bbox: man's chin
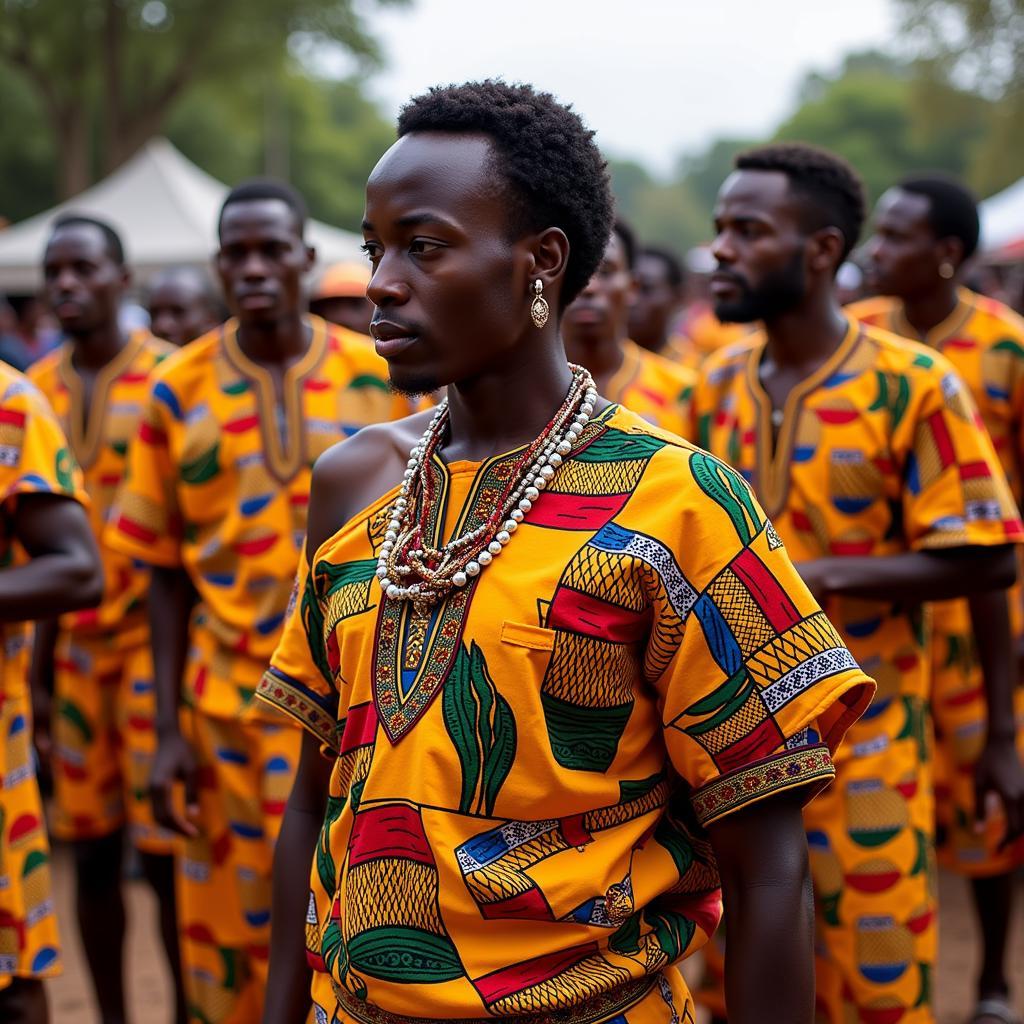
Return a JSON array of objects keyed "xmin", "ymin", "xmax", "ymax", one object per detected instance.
[
  {"xmin": 712, "ymin": 300, "xmax": 759, "ymax": 325},
  {"xmin": 388, "ymin": 372, "xmax": 441, "ymax": 399}
]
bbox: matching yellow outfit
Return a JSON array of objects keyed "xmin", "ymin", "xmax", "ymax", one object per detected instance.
[
  {"xmin": 606, "ymin": 340, "xmax": 694, "ymax": 437},
  {"xmin": 29, "ymin": 331, "xmax": 175, "ymax": 853},
  {"xmin": 259, "ymin": 403, "xmax": 873, "ymax": 1023},
  {"xmin": 850, "ymin": 289, "xmax": 1024, "ymax": 876},
  {"xmin": 0, "ymin": 363, "xmax": 89, "ymax": 989},
  {"xmin": 694, "ymin": 320, "xmax": 1024, "ymax": 1024},
  {"xmin": 108, "ymin": 316, "xmax": 407, "ymax": 1022}
]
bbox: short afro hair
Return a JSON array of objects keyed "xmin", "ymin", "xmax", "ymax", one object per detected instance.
[
  {"xmin": 397, "ymin": 80, "xmax": 613, "ymax": 308},
  {"xmin": 898, "ymin": 174, "xmax": 980, "ymax": 263},
  {"xmin": 218, "ymin": 178, "xmax": 308, "ymax": 239},
  {"xmin": 638, "ymin": 245, "xmax": 684, "ymax": 289},
  {"xmin": 613, "ymin": 218, "xmax": 637, "ymax": 271},
  {"xmin": 50, "ymin": 213, "xmax": 125, "ymax": 266},
  {"xmin": 735, "ymin": 143, "xmax": 866, "ymax": 265}
]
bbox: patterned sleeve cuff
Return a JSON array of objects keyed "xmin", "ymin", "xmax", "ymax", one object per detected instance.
[
  {"xmin": 691, "ymin": 744, "xmax": 835, "ymax": 828},
  {"xmin": 256, "ymin": 666, "xmax": 340, "ymax": 753}
]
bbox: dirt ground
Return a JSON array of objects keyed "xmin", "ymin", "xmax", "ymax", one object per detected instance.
[{"xmin": 46, "ymin": 843, "xmax": 1024, "ymax": 1023}]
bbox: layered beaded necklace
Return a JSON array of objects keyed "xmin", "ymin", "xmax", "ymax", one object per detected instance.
[{"xmin": 376, "ymin": 364, "xmax": 598, "ymax": 609}]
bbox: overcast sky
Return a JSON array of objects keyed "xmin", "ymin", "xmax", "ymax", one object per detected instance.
[{"xmin": 357, "ymin": 0, "xmax": 897, "ymax": 175}]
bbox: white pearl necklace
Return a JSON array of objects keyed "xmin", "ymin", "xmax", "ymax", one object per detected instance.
[{"xmin": 376, "ymin": 368, "xmax": 598, "ymax": 606}]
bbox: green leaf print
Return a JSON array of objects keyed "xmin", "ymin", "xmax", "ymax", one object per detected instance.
[
  {"xmin": 443, "ymin": 642, "xmax": 517, "ymax": 816},
  {"xmin": 55, "ymin": 446, "xmax": 75, "ymax": 492},
  {"xmin": 685, "ymin": 671, "xmax": 756, "ymax": 736},
  {"xmin": 180, "ymin": 442, "xmax": 220, "ymax": 484},
  {"xmin": 316, "ymin": 795, "xmax": 345, "ymax": 894},
  {"xmin": 690, "ymin": 451, "xmax": 762, "ymax": 545},
  {"xmin": 573, "ymin": 428, "xmax": 667, "ymax": 463},
  {"xmin": 609, "ymin": 913, "xmax": 643, "ymax": 955},
  {"xmin": 315, "ymin": 558, "xmax": 378, "ymax": 597},
  {"xmin": 993, "ymin": 337, "xmax": 1024, "ymax": 360},
  {"xmin": 350, "ymin": 373, "xmax": 391, "ymax": 391},
  {"xmin": 653, "ymin": 816, "xmax": 694, "ymax": 878},
  {"xmin": 301, "ymin": 572, "xmax": 332, "ymax": 685},
  {"xmin": 58, "ymin": 698, "xmax": 93, "ymax": 743},
  {"xmin": 684, "ymin": 666, "xmax": 749, "ymax": 717},
  {"xmin": 645, "ymin": 906, "xmax": 695, "ymax": 962}
]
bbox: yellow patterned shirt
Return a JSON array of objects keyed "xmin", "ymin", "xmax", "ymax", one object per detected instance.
[
  {"xmin": 693, "ymin": 319, "xmax": 1024, "ymax": 717},
  {"xmin": 107, "ymin": 315, "xmax": 408, "ymax": 719},
  {"xmin": 29, "ymin": 331, "xmax": 171, "ymax": 645},
  {"xmin": 0, "ymin": 362, "xmax": 88, "ymax": 701},
  {"xmin": 607, "ymin": 339, "xmax": 695, "ymax": 438},
  {"xmin": 258, "ymin": 404, "xmax": 873, "ymax": 1021}
]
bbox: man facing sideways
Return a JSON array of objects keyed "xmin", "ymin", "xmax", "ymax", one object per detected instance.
[
  {"xmin": 563, "ymin": 220, "xmax": 695, "ymax": 436},
  {"xmin": 147, "ymin": 266, "xmax": 223, "ymax": 348},
  {"xmin": 107, "ymin": 179, "xmax": 407, "ymax": 1023},
  {"xmin": 694, "ymin": 144, "xmax": 1023, "ymax": 1024},
  {"xmin": 628, "ymin": 245, "xmax": 687, "ymax": 358},
  {"xmin": 852, "ymin": 174, "xmax": 1024, "ymax": 1024},
  {"xmin": 258, "ymin": 81, "xmax": 874, "ymax": 1024},
  {"xmin": 0, "ymin": 361, "xmax": 103, "ymax": 1024},
  {"xmin": 30, "ymin": 213, "xmax": 185, "ymax": 1024}
]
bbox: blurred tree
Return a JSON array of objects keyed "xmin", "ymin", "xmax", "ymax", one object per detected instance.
[
  {"xmin": 775, "ymin": 50, "xmax": 993, "ymax": 203},
  {"xmin": 166, "ymin": 66, "xmax": 394, "ymax": 233},
  {"xmin": 0, "ymin": 0, "xmax": 406, "ymax": 199},
  {"xmin": 675, "ymin": 138, "xmax": 757, "ymax": 217},
  {"xmin": 0, "ymin": 62, "xmax": 57, "ymax": 224}
]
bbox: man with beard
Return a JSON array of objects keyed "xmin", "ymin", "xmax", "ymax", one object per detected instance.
[
  {"xmin": 108, "ymin": 180, "xmax": 406, "ymax": 1022},
  {"xmin": 563, "ymin": 221, "xmax": 694, "ymax": 436},
  {"xmin": 851, "ymin": 176, "xmax": 1024, "ymax": 1024},
  {"xmin": 257, "ymin": 82, "xmax": 874, "ymax": 1024},
  {"xmin": 693, "ymin": 144, "xmax": 1023, "ymax": 1024},
  {"xmin": 146, "ymin": 266, "xmax": 223, "ymax": 347},
  {"xmin": 628, "ymin": 245, "xmax": 687, "ymax": 357},
  {"xmin": 30, "ymin": 214, "xmax": 185, "ymax": 1024}
]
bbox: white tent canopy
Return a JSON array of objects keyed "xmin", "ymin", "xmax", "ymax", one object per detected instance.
[
  {"xmin": 0, "ymin": 138, "xmax": 364, "ymax": 292},
  {"xmin": 980, "ymin": 176, "xmax": 1024, "ymax": 258}
]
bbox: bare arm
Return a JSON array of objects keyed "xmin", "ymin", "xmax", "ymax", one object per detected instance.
[
  {"xmin": 0, "ymin": 493, "xmax": 103, "ymax": 620},
  {"xmin": 263, "ymin": 730, "xmax": 333, "ymax": 1024},
  {"xmin": 968, "ymin": 588, "xmax": 1024, "ymax": 844},
  {"xmin": 148, "ymin": 563, "xmax": 199, "ymax": 836},
  {"xmin": 798, "ymin": 545, "xmax": 1016, "ymax": 604},
  {"xmin": 709, "ymin": 788, "xmax": 815, "ymax": 1024}
]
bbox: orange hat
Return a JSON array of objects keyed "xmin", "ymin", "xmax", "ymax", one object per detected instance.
[{"xmin": 312, "ymin": 261, "xmax": 371, "ymax": 300}]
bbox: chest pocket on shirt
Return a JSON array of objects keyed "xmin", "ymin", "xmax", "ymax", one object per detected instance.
[{"xmin": 500, "ymin": 621, "xmax": 556, "ymax": 651}]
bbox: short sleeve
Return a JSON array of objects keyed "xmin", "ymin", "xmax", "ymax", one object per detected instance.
[
  {"xmin": 902, "ymin": 364, "xmax": 1024, "ymax": 551},
  {"xmin": 106, "ymin": 378, "xmax": 184, "ymax": 567},
  {"xmin": 0, "ymin": 375, "xmax": 87, "ymax": 510},
  {"xmin": 655, "ymin": 451, "xmax": 874, "ymax": 828},
  {"xmin": 257, "ymin": 543, "xmax": 341, "ymax": 753}
]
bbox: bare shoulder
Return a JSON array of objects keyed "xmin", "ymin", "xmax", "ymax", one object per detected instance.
[{"xmin": 306, "ymin": 410, "xmax": 433, "ymax": 555}]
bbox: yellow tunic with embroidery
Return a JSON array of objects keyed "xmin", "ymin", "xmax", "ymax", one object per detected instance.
[
  {"xmin": 259, "ymin": 404, "xmax": 873, "ymax": 1023},
  {"xmin": 694, "ymin": 320, "xmax": 1024, "ymax": 1024},
  {"xmin": 107, "ymin": 316, "xmax": 409, "ymax": 720},
  {"xmin": 850, "ymin": 289, "xmax": 1024, "ymax": 875},
  {"xmin": 606, "ymin": 340, "xmax": 694, "ymax": 438},
  {"xmin": 0, "ymin": 362, "xmax": 88, "ymax": 986},
  {"xmin": 29, "ymin": 333, "xmax": 174, "ymax": 850}
]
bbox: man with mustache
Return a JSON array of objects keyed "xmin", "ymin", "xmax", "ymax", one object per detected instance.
[
  {"xmin": 30, "ymin": 213, "xmax": 184, "ymax": 1024},
  {"xmin": 563, "ymin": 220, "xmax": 694, "ymax": 436},
  {"xmin": 851, "ymin": 176, "xmax": 1024, "ymax": 1024},
  {"xmin": 693, "ymin": 144, "xmax": 1023, "ymax": 1024},
  {"xmin": 257, "ymin": 81, "xmax": 874, "ymax": 1024},
  {"xmin": 107, "ymin": 180, "xmax": 405, "ymax": 1022}
]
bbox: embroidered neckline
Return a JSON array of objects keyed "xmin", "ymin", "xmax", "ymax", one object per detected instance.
[
  {"xmin": 221, "ymin": 315, "xmax": 328, "ymax": 483},
  {"xmin": 59, "ymin": 331, "xmax": 146, "ymax": 470}
]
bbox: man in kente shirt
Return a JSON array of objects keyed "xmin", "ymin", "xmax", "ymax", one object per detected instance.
[
  {"xmin": 0, "ymin": 360, "xmax": 102, "ymax": 1023},
  {"xmin": 694, "ymin": 144, "xmax": 1022, "ymax": 1024},
  {"xmin": 258, "ymin": 80, "xmax": 874, "ymax": 1024},
  {"xmin": 30, "ymin": 213, "xmax": 184, "ymax": 1023},
  {"xmin": 108, "ymin": 179, "xmax": 407, "ymax": 1022},
  {"xmin": 851, "ymin": 174, "xmax": 1024, "ymax": 1024},
  {"xmin": 563, "ymin": 219, "xmax": 695, "ymax": 437}
]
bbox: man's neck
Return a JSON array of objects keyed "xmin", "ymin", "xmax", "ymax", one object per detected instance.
[
  {"xmin": 70, "ymin": 322, "xmax": 127, "ymax": 372},
  {"xmin": 442, "ymin": 332, "xmax": 581, "ymax": 464},
  {"xmin": 897, "ymin": 282, "xmax": 960, "ymax": 340},
  {"xmin": 236, "ymin": 313, "xmax": 309, "ymax": 365},
  {"xmin": 762, "ymin": 293, "xmax": 849, "ymax": 375}
]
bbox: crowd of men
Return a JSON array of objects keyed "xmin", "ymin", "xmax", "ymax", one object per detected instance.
[{"xmin": 0, "ymin": 79, "xmax": 1022, "ymax": 1024}]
